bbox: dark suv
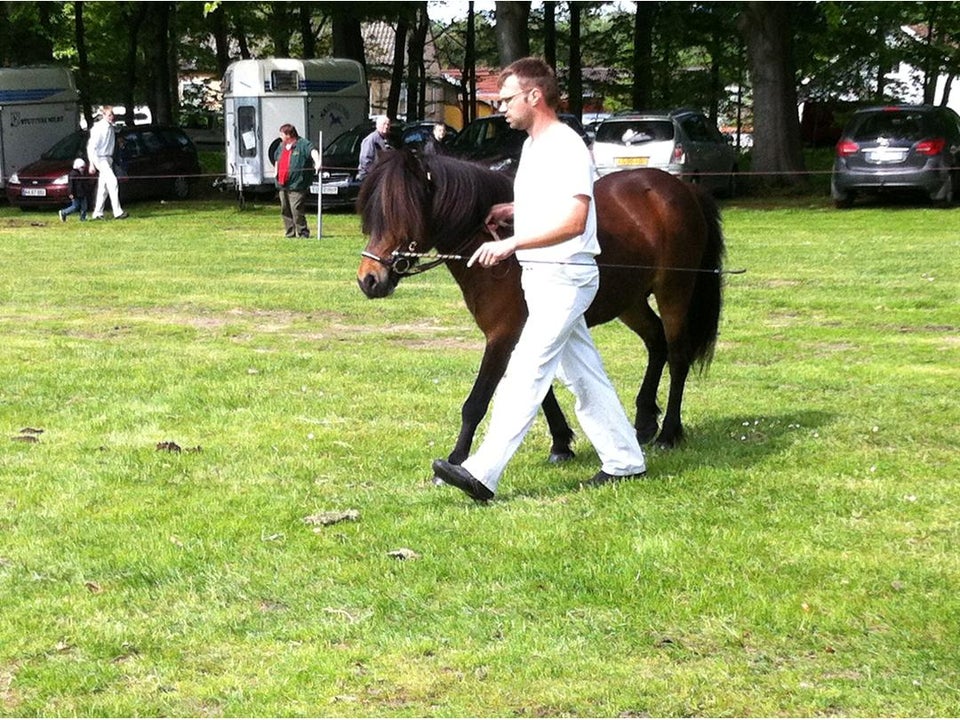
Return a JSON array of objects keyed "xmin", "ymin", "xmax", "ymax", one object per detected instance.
[
  {"xmin": 831, "ymin": 104, "xmax": 960, "ymax": 208},
  {"xmin": 447, "ymin": 113, "xmax": 590, "ymax": 173},
  {"xmin": 6, "ymin": 126, "xmax": 201, "ymax": 210}
]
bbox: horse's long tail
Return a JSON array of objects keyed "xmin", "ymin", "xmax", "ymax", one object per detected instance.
[{"xmin": 686, "ymin": 187, "xmax": 725, "ymax": 370}]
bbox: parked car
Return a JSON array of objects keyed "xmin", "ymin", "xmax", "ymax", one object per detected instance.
[
  {"xmin": 400, "ymin": 121, "xmax": 459, "ymax": 150},
  {"xmin": 313, "ymin": 120, "xmax": 406, "ymax": 208},
  {"xmin": 7, "ymin": 125, "xmax": 201, "ymax": 210},
  {"xmin": 446, "ymin": 113, "xmax": 590, "ymax": 174},
  {"xmin": 591, "ymin": 108, "xmax": 739, "ymax": 196},
  {"xmin": 831, "ymin": 104, "xmax": 960, "ymax": 208}
]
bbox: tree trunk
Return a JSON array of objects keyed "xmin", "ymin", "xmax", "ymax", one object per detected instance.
[
  {"xmin": 210, "ymin": 5, "xmax": 231, "ymax": 76},
  {"xmin": 141, "ymin": 3, "xmax": 173, "ymax": 126},
  {"xmin": 275, "ymin": 4, "xmax": 293, "ymax": 56},
  {"xmin": 738, "ymin": 1, "xmax": 806, "ymax": 187},
  {"xmin": 233, "ymin": 14, "xmax": 251, "ymax": 60},
  {"xmin": 300, "ymin": 3, "xmax": 316, "ymax": 59},
  {"xmin": 632, "ymin": 2, "xmax": 655, "ymax": 110},
  {"xmin": 121, "ymin": 4, "xmax": 149, "ymax": 126},
  {"xmin": 389, "ymin": 13, "xmax": 409, "ymax": 119},
  {"xmin": 463, "ymin": 2, "xmax": 477, "ymax": 125},
  {"xmin": 495, "ymin": 1, "xmax": 530, "ymax": 66},
  {"xmin": 543, "ymin": 1, "xmax": 556, "ymax": 70},
  {"xmin": 568, "ymin": 3, "xmax": 582, "ymax": 118},
  {"xmin": 75, "ymin": 1, "xmax": 94, "ymax": 127},
  {"xmin": 407, "ymin": 4, "xmax": 429, "ymax": 120},
  {"xmin": 922, "ymin": 5, "xmax": 939, "ymax": 105},
  {"xmin": 332, "ymin": 14, "xmax": 366, "ymax": 66}
]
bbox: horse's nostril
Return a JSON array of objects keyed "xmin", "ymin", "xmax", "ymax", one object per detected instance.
[{"xmin": 358, "ymin": 273, "xmax": 385, "ymax": 298}]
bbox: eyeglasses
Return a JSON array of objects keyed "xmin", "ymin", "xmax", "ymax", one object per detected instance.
[{"xmin": 498, "ymin": 89, "xmax": 531, "ymax": 110}]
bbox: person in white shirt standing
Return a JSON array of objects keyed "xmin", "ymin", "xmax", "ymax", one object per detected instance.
[
  {"xmin": 86, "ymin": 106, "xmax": 128, "ymax": 220},
  {"xmin": 432, "ymin": 57, "xmax": 647, "ymax": 502}
]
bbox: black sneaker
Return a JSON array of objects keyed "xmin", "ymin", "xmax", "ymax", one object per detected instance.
[
  {"xmin": 583, "ymin": 469, "xmax": 646, "ymax": 487},
  {"xmin": 432, "ymin": 459, "xmax": 495, "ymax": 502}
]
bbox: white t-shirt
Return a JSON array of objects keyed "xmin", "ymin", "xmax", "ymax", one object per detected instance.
[
  {"xmin": 513, "ymin": 120, "xmax": 599, "ymax": 263},
  {"xmin": 87, "ymin": 118, "xmax": 116, "ymax": 160}
]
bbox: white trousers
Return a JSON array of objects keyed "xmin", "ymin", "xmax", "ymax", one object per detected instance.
[
  {"xmin": 92, "ymin": 157, "xmax": 124, "ymax": 218},
  {"xmin": 462, "ymin": 262, "xmax": 646, "ymax": 492}
]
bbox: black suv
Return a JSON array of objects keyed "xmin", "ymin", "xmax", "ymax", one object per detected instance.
[
  {"xmin": 314, "ymin": 120, "xmax": 406, "ymax": 208},
  {"xmin": 447, "ymin": 113, "xmax": 590, "ymax": 173},
  {"xmin": 831, "ymin": 104, "xmax": 960, "ymax": 208}
]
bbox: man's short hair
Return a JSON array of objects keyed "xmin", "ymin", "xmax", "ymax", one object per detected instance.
[{"xmin": 499, "ymin": 57, "xmax": 560, "ymax": 109}]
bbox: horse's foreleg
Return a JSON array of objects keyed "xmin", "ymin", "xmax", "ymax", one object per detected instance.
[
  {"xmin": 448, "ymin": 351, "xmax": 507, "ymax": 465},
  {"xmin": 540, "ymin": 385, "xmax": 575, "ymax": 462}
]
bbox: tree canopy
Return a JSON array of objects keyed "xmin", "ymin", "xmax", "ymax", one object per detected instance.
[{"xmin": 2, "ymin": 1, "xmax": 959, "ymax": 186}]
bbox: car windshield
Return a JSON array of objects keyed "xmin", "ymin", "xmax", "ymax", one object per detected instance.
[
  {"xmin": 325, "ymin": 128, "xmax": 364, "ymax": 156},
  {"xmin": 451, "ymin": 118, "xmax": 504, "ymax": 152},
  {"xmin": 851, "ymin": 111, "xmax": 932, "ymax": 142},
  {"xmin": 595, "ymin": 120, "xmax": 674, "ymax": 144},
  {"xmin": 40, "ymin": 131, "xmax": 87, "ymax": 161}
]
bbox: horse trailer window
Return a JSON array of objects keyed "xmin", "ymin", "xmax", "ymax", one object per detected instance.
[
  {"xmin": 237, "ymin": 106, "xmax": 257, "ymax": 157},
  {"xmin": 271, "ymin": 70, "xmax": 300, "ymax": 92}
]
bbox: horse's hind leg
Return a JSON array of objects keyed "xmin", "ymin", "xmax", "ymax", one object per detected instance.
[
  {"xmin": 540, "ymin": 385, "xmax": 575, "ymax": 462},
  {"xmin": 656, "ymin": 303, "xmax": 695, "ymax": 448},
  {"xmin": 618, "ymin": 300, "xmax": 667, "ymax": 444},
  {"xmin": 657, "ymin": 357, "xmax": 689, "ymax": 447}
]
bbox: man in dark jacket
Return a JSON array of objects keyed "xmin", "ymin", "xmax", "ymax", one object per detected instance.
[{"xmin": 271, "ymin": 124, "xmax": 320, "ymax": 238}]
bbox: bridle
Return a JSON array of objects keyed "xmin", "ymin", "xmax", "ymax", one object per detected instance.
[
  {"xmin": 360, "ymin": 224, "xmax": 491, "ymax": 278},
  {"xmin": 360, "ymin": 241, "xmax": 447, "ymax": 278}
]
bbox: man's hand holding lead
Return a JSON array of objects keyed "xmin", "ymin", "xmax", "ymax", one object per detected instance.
[{"xmin": 467, "ymin": 238, "xmax": 518, "ymax": 268}]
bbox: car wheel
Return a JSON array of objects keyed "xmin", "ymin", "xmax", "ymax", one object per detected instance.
[
  {"xmin": 833, "ymin": 191, "xmax": 855, "ymax": 209},
  {"xmin": 722, "ymin": 166, "xmax": 739, "ymax": 198},
  {"xmin": 933, "ymin": 172, "xmax": 955, "ymax": 207},
  {"xmin": 171, "ymin": 176, "xmax": 190, "ymax": 199}
]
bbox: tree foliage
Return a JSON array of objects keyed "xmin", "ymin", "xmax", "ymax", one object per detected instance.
[{"xmin": 2, "ymin": 1, "xmax": 960, "ymax": 175}]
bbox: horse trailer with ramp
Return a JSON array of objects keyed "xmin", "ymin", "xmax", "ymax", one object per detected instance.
[
  {"xmin": 222, "ymin": 58, "xmax": 368, "ymax": 194},
  {"xmin": 0, "ymin": 65, "xmax": 80, "ymax": 190}
]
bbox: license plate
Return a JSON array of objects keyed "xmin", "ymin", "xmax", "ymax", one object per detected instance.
[
  {"xmin": 866, "ymin": 148, "xmax": 907, "ymax": 163},
  {"xmin": 320, "ymin": 184, "xmax": 339, "ymax": 195},
  {"xmin": 22, "ymin": 188, "xmax": 46, "ymax": 197},
  {"xmin": 615, "ymin": 157, "xmax": 649, "ymax": 167}
]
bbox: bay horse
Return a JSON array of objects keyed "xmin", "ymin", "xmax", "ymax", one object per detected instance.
[{"xmin": 356, "ymin": 148, "xmax": 725, "ymax": 467}]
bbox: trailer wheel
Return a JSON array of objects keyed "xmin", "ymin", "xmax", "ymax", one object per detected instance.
[
  {"xmin": 171, "ymin": 176, "xmax": 190, "ymax": 199},
  {"xmin": 268, "ymin": 138, "xmax": 282, "ymax": 165}
]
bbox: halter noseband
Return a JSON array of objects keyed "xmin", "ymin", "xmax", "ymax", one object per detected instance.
[{"xmin": 360, "ymin": 242, "xmax": 446, "ymax": 277}]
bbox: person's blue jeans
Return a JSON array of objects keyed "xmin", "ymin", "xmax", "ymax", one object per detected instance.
[{"xmin": 61, "ymin": 197, "xmax": 88, "ymax": 220}]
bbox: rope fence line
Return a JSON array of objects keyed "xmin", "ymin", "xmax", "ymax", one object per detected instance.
[{"xmin": 96, "ymin": 166, "xmax": 863, "ymax": 183}]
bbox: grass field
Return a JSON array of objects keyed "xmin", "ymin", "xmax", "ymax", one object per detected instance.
[{"xmin": 0, "ymin": 192, "xmax": 958, "ymax": 716}]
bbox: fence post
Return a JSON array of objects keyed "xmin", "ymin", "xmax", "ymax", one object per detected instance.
[{"xmin": 316, "ymin": 130, "xmax": 323, "ymax": 239}]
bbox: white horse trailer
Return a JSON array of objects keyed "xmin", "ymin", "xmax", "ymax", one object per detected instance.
[
  {"xmin": 223, "ymin": 58, "xmax": 368, "ymax": 193},
  {"xmin": 0, "ymin": 65, "xmax": 80, "ymax": 189}
]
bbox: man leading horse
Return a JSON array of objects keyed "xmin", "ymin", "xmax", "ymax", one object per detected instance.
[{"xmin": 431, "ymin": 57, "xmax": 648, "ymax": 503}]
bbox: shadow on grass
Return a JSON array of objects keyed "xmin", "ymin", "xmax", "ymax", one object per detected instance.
[{"xmin": 482, "ymin": 408, "xmax": 837, "ymax": 503}]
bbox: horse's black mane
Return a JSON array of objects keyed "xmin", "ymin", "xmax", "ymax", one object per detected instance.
[{"xmin": 357, "ymin": 148, "xmax": 514, "ymax": 253}]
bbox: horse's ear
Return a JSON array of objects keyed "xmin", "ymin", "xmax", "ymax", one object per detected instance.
[{"xmin": 407, "ymin": 146, "xmax": 434, "ymax": 188}]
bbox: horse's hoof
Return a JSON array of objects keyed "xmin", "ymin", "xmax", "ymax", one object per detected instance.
[
  {"xmin": 636, "ymin": 423, "xmax": 659, "ymax": 445},
  {"xmin": 548, "ymin": 450, "xmax": 576, "ymax": 464},
  {"xmin": 654, "ymin": 431, "xmax": 684, "ymax": 448}
]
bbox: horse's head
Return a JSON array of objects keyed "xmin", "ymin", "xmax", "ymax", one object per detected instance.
[
  {"xmin": 356, "ymin": 148, "xmax": 435, "ymax": 298},
  {"xmin": 356, "ymin": 149, "xmax": 514, "ymax": 299}
]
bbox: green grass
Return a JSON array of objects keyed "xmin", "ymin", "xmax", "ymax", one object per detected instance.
[{"xmin": 0, "ymin": 194, "xmax": 958, "ymax": 716}]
